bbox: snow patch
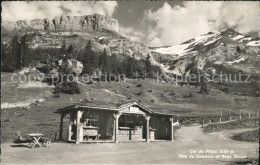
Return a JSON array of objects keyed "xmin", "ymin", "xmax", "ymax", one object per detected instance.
[
  {"xmin": 152, "ymin": 32, "xmax": 218, "ymax": 56},
  {"xmin": 246, "ymin": 40, "xmax": 260, "ymax": 46},
  {"xmin": 192, "ymin": 33, "xmax": 216, "ymax": 45},
  {"xmin": 239, "ymin": 37, "xmax": 252, "ymax": 42},
  {"xmin": 214, "ymin": 61, "xmax": 222, "ymax": 65},
  {"xmin": 204, "ymin": 37, "xmax": 220, "ymax": 46},
  {"xmin": 151, "ymin": 44, "xmax": 192, "ymax": 56},
  {"xmin": 227, "ymin": 58, "xmax": 246, "ymax": 64},
  {"xmin": 231, "ymin": 35, "xmax": 244, "ymax": 40},
  {"xmin": 120, "ymin": 33, "xmax": 129, "ymax": 39}
]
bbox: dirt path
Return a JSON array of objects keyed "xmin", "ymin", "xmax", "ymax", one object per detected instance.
[{"xmin": 1, "ymin": 126, "xmax": 258, "ymax": 164}]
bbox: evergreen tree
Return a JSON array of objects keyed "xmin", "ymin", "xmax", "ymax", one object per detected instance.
[
  {"xmin": 110, "ymin": 54, "xmax": 123, "ymax": 75},
  {"xmin": 81, "ymin": 40, "xmax": 96, "ymax": 75},
  {"xmin": 145, "ymin": 53, "xmax": 152, "ymax": 73},
  {"xmin": 67, "ymin": 44, "xmax": 74, "ymax": 58},
  {"xmin": 126, "ymin": 56, "xmax": 136, "ymax": 78},
  {"xmin": 20, "ymin": 34, "xmax": 29, "ymax": 67},
  {"xmin": 99, "ymin": 48, "xmax": 109, "ymax": 72},
  {"xmin": 2, "ymin": 41, "xmax": 16, "ymax": 72},
  {"xmin": 60, "ymin": 40, "xmax": 67, "ymax": 54},
  {"xmin": 11, "ymin": 35, "xmax": 22, "ymax": 69},
  {"xmin": 199, "ymin": 71, "xmax": 209, "ymax": 94}
]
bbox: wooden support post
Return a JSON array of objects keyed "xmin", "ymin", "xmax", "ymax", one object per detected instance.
[
  {"xmin": 113, "ymin": 113, "xmax": 121, "ymax": 143},
  {"xmin": 59, "ymin": 113, "xmax": 64, "ymax": 141},
  {"xmin": 68, "ymin": 112, "xmax": 72, "ymax": 141},
  {"xmin": 75, "ymin": 110, "xmax": 82, "ymax": 144},
  {"xmin": 219, "ymin": 118, "xmax": 222, "ymax": 123},
  {"xmin": 145, "ymin": 115, "xmax": 151, "ymax": 142},
  {"xmin": 170, "ymin": 117, "xmax": 174, "ymax": 141},
  {"xmin": 239, "ymin": 114, "xmax": 242, "ymax": 120},
  {"xmin": 230, "ymin": 116, "xmax": 232, "ymax": 121},
  {"xmin": 248, "ymin": 113, "xmax": 251, "ymax": 118},
  {"xmin": 115, "ymin": 114, "xmax": 119, "ymax": 143}
]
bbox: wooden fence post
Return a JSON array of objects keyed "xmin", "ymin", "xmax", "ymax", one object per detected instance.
[
  {"xmin": 248, "ymin": 113, "xmax": 251, "ymax": 118},
  {"xmin": 220, "ymin": 118, "xmax": 222, "ymax": 123},
  {"xmin": 239, "ymin": 114, "xmax": 242, "ymax": 120}
]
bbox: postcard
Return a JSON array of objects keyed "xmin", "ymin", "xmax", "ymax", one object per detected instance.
[{"xmin": 1, "ymin": 1, "xmax": 259, "ymax": 164}]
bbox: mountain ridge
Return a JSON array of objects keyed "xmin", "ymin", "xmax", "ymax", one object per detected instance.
[
  {"xmin": 150, "ymin": 28, "xmax": 260, "ymax": 76},
  {"xmin": 2, "ymin": 15, "xmax": 260, "ymax": 79},
  {"xmin": 2, "ymin": 14, "xmax": 118, "ymax": 33}
]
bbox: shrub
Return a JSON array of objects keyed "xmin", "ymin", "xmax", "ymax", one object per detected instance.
[
  {"xmin": 220, "ymin": 87, "xmax": 230, "ymax": 93},
  {"xmin": 54, "ymin": 81, "xmax": 80, "ymax": 95},
  {"xmin": 65, "ymin": 82, "xmax": 81, "ymax": 95},
  {"xmin": 183, "ymin": 92, "xmax": 193, "ymax": 98},
  {"xmin": 53, "ymin": 83, "xmax": 61, "ymax": 94}
]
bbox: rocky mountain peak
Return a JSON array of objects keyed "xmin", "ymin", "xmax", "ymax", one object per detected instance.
[
  {"xmin": 220, "ymin": 28, "xmax": 241, "ymax": 38},
  {"xmin": 2, "ymin": 14, "xmax": 119, "ymax": 33},
  {"xmin": 150, "ymin": 28, "xmax": 260, "ymax": 76}
]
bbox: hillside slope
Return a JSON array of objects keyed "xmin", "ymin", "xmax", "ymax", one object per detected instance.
[
  {"xmin": 2, "ymin": 14, "xmax": 150, "ymax": 61},
  {"xmin": 2, "ymin": 73, "xmax": 259, "ymax": 141}
]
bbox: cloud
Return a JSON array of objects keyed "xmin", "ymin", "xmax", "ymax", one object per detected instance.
[
  {"xmin": 2, "ymin": 1, "xmax": 259, "ymax": 47},
  {"xmin": 119, "ymin": 26, "xmax": 145, "ymax": 42},
  {"xmin": 2, "ymin": 1, "xmax": 118, "ymax": 21},
  {"xmin": 216, "ymin": 2, "xmax": 260, "ymax": 34},
  {"xmin": 144, "ymin": 2, "xmax": 221, "ymax": 46},
  {"xmin": 143, "ymin": 1, "xmax": 259, "ymax": 46}
]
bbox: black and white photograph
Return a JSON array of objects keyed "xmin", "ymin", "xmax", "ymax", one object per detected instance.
[{"xmin": 1, "ymin": 1, "xmax": 259, "ymax": 164}]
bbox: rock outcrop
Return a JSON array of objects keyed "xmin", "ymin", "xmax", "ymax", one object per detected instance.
[
  {"xmin": 1, "ymin": 14, "xmax": 150, "ymax": 62},
  {"xmin": 2, "ymin": 14, "xmax": 118, "ymax": 32}
]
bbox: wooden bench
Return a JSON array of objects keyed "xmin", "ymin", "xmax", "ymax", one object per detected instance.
[
  {"xmin": 83, "ymin": 127, "xmax": 100, "ymax": 141},
  {"xmin": 83, "ymin": 134, "xmax": 100, "ymax": 140}
]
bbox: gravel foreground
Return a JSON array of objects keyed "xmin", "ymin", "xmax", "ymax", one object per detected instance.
[{"xmin": 1, "ymin": 126, "xmax": 258, "ymax": 164}]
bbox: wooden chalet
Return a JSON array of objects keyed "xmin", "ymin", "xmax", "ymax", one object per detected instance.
[{"xmin": 56, "ymin": 100, "xmax": 178, "ymax": 144}]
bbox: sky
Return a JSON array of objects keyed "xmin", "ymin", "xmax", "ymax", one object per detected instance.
[{"xmin": 2, "ymin": 1, "xmax": 259, "ymax": 46}]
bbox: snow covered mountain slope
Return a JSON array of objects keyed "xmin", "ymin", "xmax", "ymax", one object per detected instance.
[{"xmin": 150, "ymin": 28, "xmax": 260, "ymax": 76}]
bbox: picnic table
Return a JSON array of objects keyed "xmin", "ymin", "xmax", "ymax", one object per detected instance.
[{"xmin": 28, "ymin": 133, "xmax": 43, "ymax": 149}]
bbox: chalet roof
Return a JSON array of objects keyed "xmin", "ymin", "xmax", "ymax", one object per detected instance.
[
  {"xmin": 56, "ymin": 100, "xmax": 178, "ymax": 117},
  {"xmin": 147, "ymin": 107, "xmax": 179, "ymax": 116}
]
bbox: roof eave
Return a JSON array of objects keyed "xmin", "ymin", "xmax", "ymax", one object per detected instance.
[{"xmin": 55, "ymin": 105, "xmax": 120, "ymax": 114}]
